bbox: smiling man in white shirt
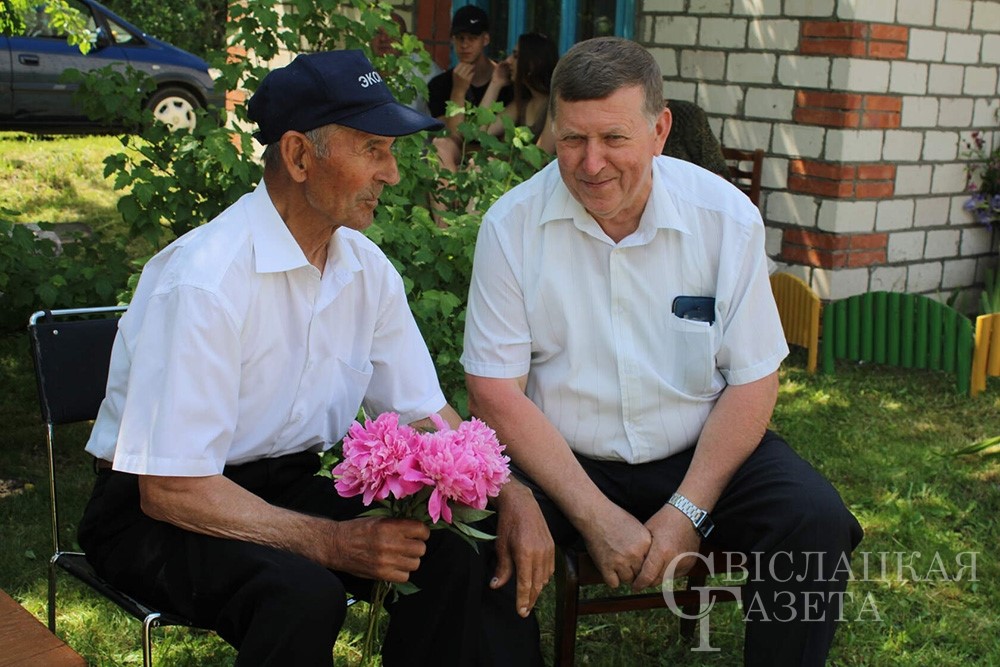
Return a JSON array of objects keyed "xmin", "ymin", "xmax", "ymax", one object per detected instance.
[
  {"xmin": 463, "ymin": 37, "xmax": 864, "ymax": 666},
  {"xmin": 78, "ymin": 50, "xmax": 485, "ymax": 666}
]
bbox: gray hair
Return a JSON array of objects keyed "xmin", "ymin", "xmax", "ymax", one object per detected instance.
[
  {"xmin": 549, "ymin": 37, "xmax": 663, "ymax": 123},
  {"xmin": 261, "ymin": 126, "xmax": 334, "ymax": 170}
]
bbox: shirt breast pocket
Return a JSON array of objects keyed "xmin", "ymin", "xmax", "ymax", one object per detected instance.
[
  {"xmin": 663, "ymin": 315, "xmax": 719, "ymax": 396},
  {"xmin": 329, "ymin": 357, "xmax": 374, "ymax": 425}
]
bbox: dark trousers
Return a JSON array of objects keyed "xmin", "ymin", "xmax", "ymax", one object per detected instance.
[
  {"xmin": 516, "ymin": 431, "xmax": 863, "ymax": 667},
  {"xmin": 77, "ymin": 451, "xmax": 484, "ymax": 666}
]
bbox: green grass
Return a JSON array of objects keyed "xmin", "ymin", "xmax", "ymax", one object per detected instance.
[
  {"xmin": 3, "ymin": 337, "xmax": 999, "ymax": 665},
  {"xmin": 0, "ymin": 132, "xmax": 123, "ymax": 231}
]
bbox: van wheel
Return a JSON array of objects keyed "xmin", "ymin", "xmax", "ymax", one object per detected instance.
[{"xmin": 146, "ymin": 87, "xmax": 200, "ymax": 131}]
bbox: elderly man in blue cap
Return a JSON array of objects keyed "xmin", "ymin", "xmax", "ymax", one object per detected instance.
[{"xmin": 76, "ymin": 50, "xmax": 494, "ymax": 666}]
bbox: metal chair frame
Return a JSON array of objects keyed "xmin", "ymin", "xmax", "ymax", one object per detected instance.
[{"xmin": 29, "ymin": 306, "xmax": 204, "ymax": 667}]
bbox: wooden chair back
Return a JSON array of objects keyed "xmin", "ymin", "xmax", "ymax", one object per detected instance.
[{"xmin": 721, "ymin": 146, "xmax": 764, "ymax": 208}]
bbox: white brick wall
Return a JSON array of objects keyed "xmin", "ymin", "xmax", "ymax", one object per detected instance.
[
  {"xmin": 930, "ymin": 162, "xmax": 967, "ymax": 194},
  {"xmin": 734, "ymin": 0, "xmax": 783, "ymax": 17},
  {"xmin": 655, "ymin": 16, "xmax": 699, "ymax": 45},
  {"xmin": 830, "ymin": 59, "xmax": 890, "ymax": 93},
  {"xmin": 680, "ymin": 50, "xmax": 726, "ymax": 79},
  {"xmin": 877, "ymin": 199, "xmax": 917, "ymax": 231},
  {"xmin": 722, "ymin": 119, "xmax": 773, "ymax": 152},
  {"xmin": 895, "ymin": 165, "xmax": 933, "ymax": 196},
  {"xmin": 650, "ymin": 47, "xmax": 680, "ymax": 77},
  {"xmin": 764, "ymin": 225, "xmax": 783, "ymax": 257},
  {"xmin": 901, "ymin": 96, "xmax": 940, "ymax": 127},
  {"xmin": 777, "ymin": 55, "xmax": 831, "ymax": 88},
  {"xmin": 815, "ymin": 267, "xmax": 870, "ymax": 300},
  {"xmin": 728, "ymin": 53, "xmax": 778, "ymax": 83},
  {"xmin": 942, "ymin": 258, "xmax": 978, "ymax": 289},
  {"xmin": 871, "ymin": 266, "xmax": 909, "ymax": 291},
  {"xmin": 691, "ymin": 0, "xmax": 733, "ymax": 13},
  {"xmin": 964, "ymin": 67, "xmax": 998, "ymax": 96},
  {"xmin": 937, "ymin": 98, "xmax": 975, "ymax": 128},
  {"xmin": 907, "ymin": 262, "xmax": 944, "ymax": 292},
  {"xmin": 700, "ymin": 18, "xmax": 748, "ymax": 48},
  {"xmin": 897, "ymin": 0, "xmax": 936, "ymax": 26},
  {"xmin": 644, "ymin": 0, "xmax": 685, "ymax": 10},
  {"xmin": 971, "ymin": 0, "xmax": 1000, "ymax": 31},
  {"xmin": 772, "ymin": 123, "xmax": 825, "ymax": 157},
  {"xmin": 697, "ymin": 83, "xmax": 743, "ymax": 115},
  {"xmin": 944, "ymin": 32, "xmax": 982, "ymax": 64},
  {"xmin": 935, "ymin": 0, "xmax": 973, "ymax": 30},
  {"xmin": 927, "ymin": 64, "xmax": 965, "ymax": 96},
  {"xmin": 766, "ymin": 192, "xmax": 818, "ymax": 225},
  {"xmin": 817, "ymin": 200, "xmax": 877, "ymax": 233},
  {"xmin": 925, "ymin": 229, "xmax": 962, "ymax": 258},
  {"xmin": 784, "ymin": 0, "xmax": 835, "ymax": 17},
  {"xmin": 762, "ymin": 155, "xmax": 790, "ymax": 189},
  {"xmin": 884, "ymin": 131, "xmax": 925, "ymax": 162},
  {"xmin": 837, "ymin": 0, "xmax": 896, "ymax": 23},
  {"xmin": 889, "ymin": 62, "xmax": 929, "ymax": 95},
  {"xmin": 908, "ymin": 29, "xmax": 947, "ymax": 62},
  {"xmin": 826, "ymin": 129, "xmax": 884, "ymax": 161},
  {"xmin": 983, "ymin": 34, "xmax": 1000, "ymax": 65},
  {"xmin": 972, "ymin": 99, "xmax": 1000, "ymax": 126},
  {"xmin": 961, "ymin": 225, "xmax": 995, "ymax": 255},
  {"xmin": 746, "ymin": 88, "xmax": 796, "ymax": 119},
  {"xmin": 888, "ymin": 231, "xmax": 926, "ymax": 261},
  {"xmin": 914, "ymin": 197, "xmax": 952, "ymax": 227},
  {"xmin": 748, "ymin": 20, "xmax": 800, "ymax": 51}
]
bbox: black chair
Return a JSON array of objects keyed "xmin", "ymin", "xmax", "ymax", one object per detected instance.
[{"xmin": 28, "ymin": 306, "xmax": 207, "ymax": 667}]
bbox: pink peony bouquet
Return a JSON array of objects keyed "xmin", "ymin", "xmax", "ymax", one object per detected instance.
[{"xmin": 331, "ymin": 411, "xmax": 510, "ymax": 665}]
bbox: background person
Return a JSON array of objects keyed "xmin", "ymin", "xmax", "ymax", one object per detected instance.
[
  {"xmin": 427, "ymin": 5, "xmax": 512, "ymax": 136},
  {"xmin": 463, "ymin": 37, "xmax": 863, "ymax": 666},
  {"xmin": 77, "ymin": 50, "xmax": 484, "ymax": 666}
]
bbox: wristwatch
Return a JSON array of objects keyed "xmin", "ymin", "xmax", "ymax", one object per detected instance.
[{"xmin": 667, "ymin": 492, "xmax": 715, "ymax": 539}]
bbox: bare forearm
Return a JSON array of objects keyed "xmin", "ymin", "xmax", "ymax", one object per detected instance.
[
  {"xmin": 675, "ymin": 371, "xmax": 779, "ymax": 510},
  {"xmin": 466, "ymin": 376, "xmax": 608, "ymax": 529},
  {"xmin": 139, "ymin": 474, "xmax": 333, "ymax": 563}
]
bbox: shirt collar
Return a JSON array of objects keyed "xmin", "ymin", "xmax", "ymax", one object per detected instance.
[
  {"xmin": 538, "ymin": 157, "xmax": 694, "ymax": 244},
  {"xmin": 247, "ymin": 180, "xmax": 363, "ymax": 277}
]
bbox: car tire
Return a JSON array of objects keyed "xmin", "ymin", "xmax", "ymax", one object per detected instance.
[{"xmin": 145, "ymin": 86, "xmax": 201, "ymax": 131}]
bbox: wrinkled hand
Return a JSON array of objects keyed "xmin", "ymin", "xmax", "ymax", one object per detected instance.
[
  {"xmin": 452, "ymin": 62, "xmax": 476, "ymax": 96},
  {"xmin": 581, "ymin": 504, "xmax": 652, "ymax": 588},
  {"xmin": 326, "ymin": 517, "xmax": 430, "ymax": 583},
  {"xmin": 631, "ymin": 506, "xmax": 702, "ymax": 591},
  {"xmin": 491, "ymin": 483, "xmax": 555, "ymax": 617}
]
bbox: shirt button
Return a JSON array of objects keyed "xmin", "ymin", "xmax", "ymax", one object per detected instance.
[{"xmin": 291, "ymin": 412, "xmax": 303, "ymax": 423}]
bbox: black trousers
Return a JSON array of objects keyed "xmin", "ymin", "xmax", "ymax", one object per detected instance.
[
  {"xmin": 514, "ymin": 431, "xmax": 864, "ymax": 667},
  {"xmin": 77, "ymin": 451, "xmax": 484, "ymax": 666}
]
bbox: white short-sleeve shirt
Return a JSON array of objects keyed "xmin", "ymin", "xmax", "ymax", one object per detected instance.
[
  {"xmin": 86, "ymin": 181, "xmax": 445, "ymax": 476},
  {"xmin": 461, "ymin": 156, "xmax": 788, "ymax": 464}
]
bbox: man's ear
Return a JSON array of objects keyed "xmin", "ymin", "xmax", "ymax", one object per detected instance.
[
  {"xmin": 278, "ymin": 131, "xmax": 311, "ymax": 183},
  {"xmin": 653, "ymin": 107, "xmax": 672, "ymax": 155},
  {"xmin": 483, "ymin": 32, "xmax": 491, "ymax": 49}
]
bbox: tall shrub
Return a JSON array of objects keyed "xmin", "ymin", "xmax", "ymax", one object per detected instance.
[{"xmin": 76, "ymin": 1, "xmax": 551, "ymax": 410}]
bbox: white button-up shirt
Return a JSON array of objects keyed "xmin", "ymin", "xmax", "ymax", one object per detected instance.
[
  {"xmin": 86, "ymin": 181, "xmax": 445, "ymax": 476},
  {"xmin": 462, "ymin": 156, "xmax": 787, "ymax": 464}
]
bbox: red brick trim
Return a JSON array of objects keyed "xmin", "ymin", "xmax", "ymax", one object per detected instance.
[
  {"xmin": 793, "ymin": 91, "xmax": 901, "ymax": 129},
  {"xmin": 800, "ymin": 21, "xmax": 909, "ymax": 60},
  {"xmin": 780, "ymin": 230, "xmax": 888, "ymax": 268},
  {"xmin": 788, "ymin": 159, "xmax": 896, "ymax": 199}
]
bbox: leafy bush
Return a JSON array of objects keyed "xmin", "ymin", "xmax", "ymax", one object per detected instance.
[
  {"xmin": 101, "ymin": 0, "xmax": 227, "ymax": 60},
  {"xmin": 0, "ymin": 218, "xmax": 130, "ymax": 332},
  {"xmin": 71, "ymin": 1, "xmax": 551, "ymax": 409}
]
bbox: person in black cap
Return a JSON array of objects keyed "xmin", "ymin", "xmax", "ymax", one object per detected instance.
[
  {"xmin": 76, "ymin": 50, "xmax": 498, "ymax": 666},
  {"xmin": 427, "ymin": 4, "xmax": 513, "ymax": 136}
]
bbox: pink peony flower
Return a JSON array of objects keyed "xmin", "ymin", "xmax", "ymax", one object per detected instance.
[{"xmin": 332, "ymin": 412, "xmax": 430, "ymax": 505}]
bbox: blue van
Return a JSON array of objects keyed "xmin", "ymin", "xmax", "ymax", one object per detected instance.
[{"xmin": 0, "ymin": 0, "xmax": 224, "ymax": 132}]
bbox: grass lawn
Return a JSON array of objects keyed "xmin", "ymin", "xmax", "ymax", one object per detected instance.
[{"xmin": 0, "ymin": 132, "xmax": 122, "ymax": 231}]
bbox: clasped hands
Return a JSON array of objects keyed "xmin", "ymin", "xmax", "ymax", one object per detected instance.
[{"xmin": 580, "ymin": 502, "xmax": 703, "ymax": 592}]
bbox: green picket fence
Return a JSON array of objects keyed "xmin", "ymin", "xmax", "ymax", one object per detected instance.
[{"xmin": 821, "ymin": 291, "xmax": 974, "ymax": 394}]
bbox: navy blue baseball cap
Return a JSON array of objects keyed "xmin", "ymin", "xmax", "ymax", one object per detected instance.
[{"xmin": 247, "ymin": 50, "xmax": 443, "ymax": 145}]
